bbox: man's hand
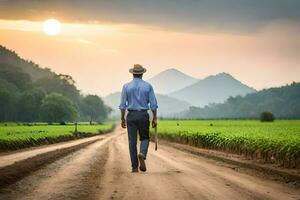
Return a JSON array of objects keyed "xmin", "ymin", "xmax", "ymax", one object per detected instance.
[
  {"xmin": 120, "ymin": 109, "xmax": 126, "ymax": 129},
  {"xmin": 152, "ymin": 118, "xmax": 158, "ymax": 128},
  {"xmin": 121, "ymin": 119, "xmax": 126, "ymax": 128}
]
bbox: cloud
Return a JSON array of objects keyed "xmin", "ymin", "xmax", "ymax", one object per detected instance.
[{"xmin": 0, "ymin": 0, "xmax": 300, "ymax": 33}]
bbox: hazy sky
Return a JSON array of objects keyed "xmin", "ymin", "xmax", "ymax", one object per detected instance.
[{"xmin": 0, "ymin": 0, "xmax": 300, "ymax": 96}]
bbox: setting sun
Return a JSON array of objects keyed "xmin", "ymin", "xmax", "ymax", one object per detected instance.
[{"xmin": 43, "ymin": 19, "xmax": 61, "ymax": 35}]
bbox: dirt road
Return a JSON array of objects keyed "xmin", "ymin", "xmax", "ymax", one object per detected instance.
[{"xmin": 0, "ymin": 127, "xmax": 299, "ymax": 200}]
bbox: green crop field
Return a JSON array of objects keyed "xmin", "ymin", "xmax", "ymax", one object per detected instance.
[
  {"xmin": 0, "ymin": 122, "xmax": 115, "ymax": 151},
  {"xmin": 154, "ymin": 120, "xmax": 300, "ymax": 168}
]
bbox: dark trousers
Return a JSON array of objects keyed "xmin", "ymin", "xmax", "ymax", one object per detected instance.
[{"xmin": 126, "ymin": 111, "xmax": 150, "ymax": 169}]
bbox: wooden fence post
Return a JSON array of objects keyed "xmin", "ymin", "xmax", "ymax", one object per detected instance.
[{"xmin": 75, "ymin": 122, "xmax": 78, "ymax": 133}]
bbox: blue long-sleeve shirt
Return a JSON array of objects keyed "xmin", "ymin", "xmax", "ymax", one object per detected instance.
[{"xmin": 119, "ymin": 78, "xmax": 158, "ymax": 111}]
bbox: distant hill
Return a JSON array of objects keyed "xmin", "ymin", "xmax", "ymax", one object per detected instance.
[
  {"xmin": 169, "ymin": 73, "xmax": 256, "ymax": 107},
  {"xmin": 147, "ymin": 68, "xmax": 198, "ymax": 94},
  {"xmin": 0, "ymin": 45, "xmax": 54, "ymax": 80},
  {"xmin": 180, "ymin": 82, "xmax": 300, "ymax": 119},
  {"xmin": 0, "ymin": 45, "xmax": 110, "ymax": 122},
  {"xmin": 103, "ymin": 92, "xmax": 190, "ymax": 118}
]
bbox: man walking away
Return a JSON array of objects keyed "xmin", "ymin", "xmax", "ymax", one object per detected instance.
[{"xmin": 119, "ymin": 64, "xmax": 158, "ymax": 173}]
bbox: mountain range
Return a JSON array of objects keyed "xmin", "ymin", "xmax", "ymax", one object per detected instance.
[
  {"xmin": 181, "ymin": 82, "xmax": 300, "ymax": 119},
  {"xmin": 104, "ymin": 68, "xmax": 256, "ymax": 117},
  {"xmin": 1, "ymin": 44, "xmax": 298, "ymax": 120},
  {"xmin": 169, "ymin": 72, "xmax": 256, "ymax": 107}
]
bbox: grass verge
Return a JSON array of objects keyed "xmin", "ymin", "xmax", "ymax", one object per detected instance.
[{"xmin": 0, "ymin": 122, "xmax": 115, "ymax": 151}]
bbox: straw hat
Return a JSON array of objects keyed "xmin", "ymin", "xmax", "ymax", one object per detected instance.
[{"xmin": 129, "ymin": 64, "xmax": 147, "ymax": 74}]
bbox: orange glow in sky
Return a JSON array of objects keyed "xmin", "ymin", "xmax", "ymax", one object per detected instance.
[{"xmin": 0, "ymin": 19, "xmax": 299, "ymax": 96}]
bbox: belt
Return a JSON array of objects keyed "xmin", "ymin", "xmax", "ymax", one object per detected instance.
[{"xmin": 128, "ymin": 109, "xmax": 148, "ymax": 112}]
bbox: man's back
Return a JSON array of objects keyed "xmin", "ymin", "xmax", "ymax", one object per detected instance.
[{"xmin": 119, "ymin": 78, "xmax": 157, "ymax": 111}]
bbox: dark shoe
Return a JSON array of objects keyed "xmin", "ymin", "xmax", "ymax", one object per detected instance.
[
  {"xmin": 132, "ymin": 168, "xmax": 139, "ymax": 173},
  {"xmin": 138, "ymin": 153, "xmax": 146, "ymax": 172}
]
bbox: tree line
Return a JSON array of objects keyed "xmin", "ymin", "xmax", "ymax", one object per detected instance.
[
  {"xmin": 0, "ymin": 45, "xmax": 111, "ymax": 123},
  {"xmin": 179, "ymin": 82, "xmax": 300, "ymax": 119}
]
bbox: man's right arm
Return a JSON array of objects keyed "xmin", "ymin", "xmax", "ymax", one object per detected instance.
[
  {"xmin": 119, "ymin": 85, "xmax": 127, "ymax": 128},
  {"xmin": 120, "ymin": 109, "xmax": 126, "ymax": 128}
]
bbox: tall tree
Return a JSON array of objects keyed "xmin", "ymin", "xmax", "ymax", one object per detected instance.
[
  {"xmin": 40, "ymin": 93, "xmax": 78, "ymax": 123},
  {"xmin": 0, "ymin": 79, "xmax": 18, "ymax": 121},
  {"xmin": 18, "ymin": 88, "xmax": 46, "ymax": 122},
  {"xmin": 82, "ymin": 95, "xmax": 111, "ymax": 124}
]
